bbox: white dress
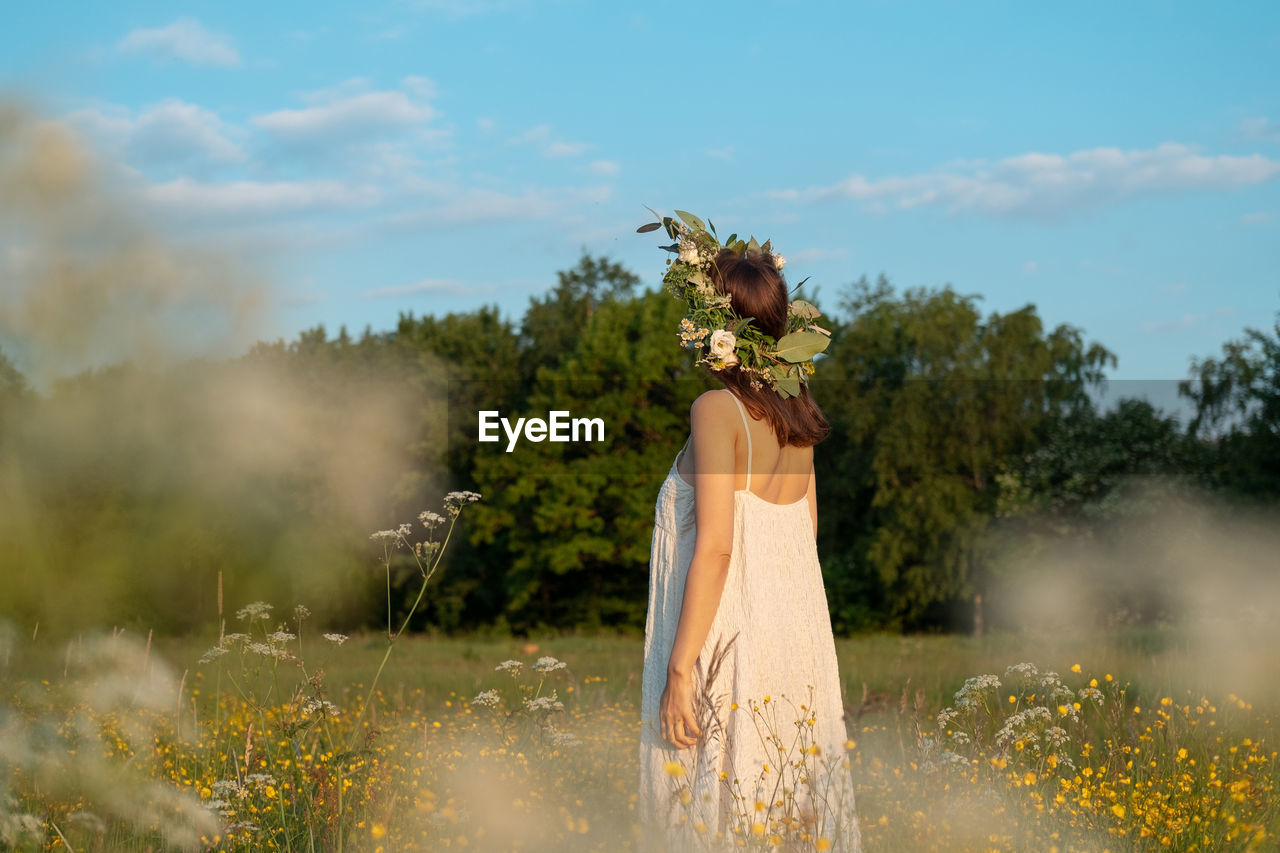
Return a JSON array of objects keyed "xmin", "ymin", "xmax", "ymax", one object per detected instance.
[{"xmin": 637, "ymin": 390, "xmax": 863, "ymax": 852}]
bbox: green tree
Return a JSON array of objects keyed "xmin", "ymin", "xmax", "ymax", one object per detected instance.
[
  {"xmin": 518, "ymin": 253, "xmax": 640, "ymax": 383},
  {"xmin": 469, "ymin": 259, "xmax": 710, "ymax": 631},
  {"xmin": 815, "ymin": 274, "xmax": 1114, "ymax": 631},
  {"xmin": 1178, "ymin": 308, "xmax": 1280, "ymax": 501}
]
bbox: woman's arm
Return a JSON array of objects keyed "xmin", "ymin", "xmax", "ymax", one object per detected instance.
[
  {"xmin": 660, "ymin": 390, "xmax": 737, "ymax": 749},
  {"xmin": 807, "ymin": 456, "xmax": 817, "ymax": 540},
  {"xmin": 667, "ymin": 390, "xmax": 737, "ymax": 678}
]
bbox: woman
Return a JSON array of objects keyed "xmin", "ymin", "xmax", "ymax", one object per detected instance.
[{"xmin": 637, "ymin": 240, "xmax": 863, "ymax": 852}]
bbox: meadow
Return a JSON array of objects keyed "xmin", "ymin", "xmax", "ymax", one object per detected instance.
[{"xmin": 2, "ymin": 610, "xmax": 1276, "ymax": 852}]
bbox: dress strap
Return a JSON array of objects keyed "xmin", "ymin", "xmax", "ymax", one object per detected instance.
[{"xmin": 725, "ymin": 390, "xmax": 752, "ymax": 490}]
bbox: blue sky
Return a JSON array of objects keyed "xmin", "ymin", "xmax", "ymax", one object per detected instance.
[{"xmin": 2, "ymin": 0, "xmax": 1278, "ymax": 393}]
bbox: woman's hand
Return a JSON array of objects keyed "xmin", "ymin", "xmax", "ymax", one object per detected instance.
[{"xmin": 659, "ymin": 670, "xmax": 703, "ymax": 750}]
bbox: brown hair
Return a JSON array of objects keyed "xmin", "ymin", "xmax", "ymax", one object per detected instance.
[{"xmin": 707, "ymin": 248, "xmax": 830, "ymax": 447}]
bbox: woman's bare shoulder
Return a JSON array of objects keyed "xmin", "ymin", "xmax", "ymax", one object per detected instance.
[
  {"xmin": 689, "ymin": 389, "xmax": 738, "ymax": 433},
  {"xmin": 690, "ymin": 388, "xmax": 737, "ymax": 417}
]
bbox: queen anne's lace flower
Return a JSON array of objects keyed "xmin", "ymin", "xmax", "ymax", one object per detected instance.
[{"xmin": 533, "ymin": 656, "xmax": 566, "ymax": 673}]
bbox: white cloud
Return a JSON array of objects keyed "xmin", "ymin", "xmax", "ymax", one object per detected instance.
[
  {"xmin": 1239, "ymin": 117, "xmax": 1280, "ymax": 143},
  {"xmin": 362, "ymin": 278, "xmax": 475, "ymax": 299},
  {"xmin": 118, "ymin": 19, "xmax": 241, "ymax": 68},
  {"xmin": 507, "ymin": 124, "xmax": 590, "ymax": 158},
  {"xmin": 1240, "ymin": 210, "xmax": 1274, "ymax": 226},
  {"xmin": 1142, "ymin": 313, "xmax": 1205, "ymax": 333},
  {"xmin": 62, "ymin": 99, "xmax": 246, "ymax": 177},
  {"xmin": 545, "ymin": 140, "xmax": 588, "ymax": 158},
  {"xmin": 771, "ymin": 142, "xmax": 1280, "ymax": 221},
  {"xmin": 707, "ymin": 146, "xmax": 735, "ymax": 161},
  {"xmin": 585, "ymin": 159, "xmax": 620, "ymax": 177},
  {"xmin": 143, "ymin": 178, "xmax": 379, "ymax": 217},
  {"xmin": 402, "ymin": 75, "xmax": 437, "ymax": 99},
  {"xmin": 254, "ymin": 90, "xmax": 434, "ymax": 142}
]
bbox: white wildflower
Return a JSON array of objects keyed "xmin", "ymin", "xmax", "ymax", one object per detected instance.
[
  {"xmin": 302, "ymin": 698, "xmax": 341, "ymax": 718},
  {"xmin": 678, "ymin": 241, "xmax": 701, "ymax": 264},
  {"xmin": 199, "ymin": 646, "xmax": 229, "ymax": 664},
  {"xmin": 772, "ymin": 253, "xmax": 786, "ymax": 270},
  {"xmin": 419, "ymin": 510, "xmax": 446, "ymax": 528},
  {"xmin": 323, "ymin": 633, "xmax": 349, "ymax": 646},
  {"xmin": 293, "ymin": 604, "xmax": 311, "ymax": 621},
  {"xmin": 523, "ymin": 693, "xmax": 564, "ymax": 713},
  {"xmin": 532, "ymin": 655, "xmax": 566, "ymax": 673},
  {"xmin": 953, "ymin": 674, "xmax": 1001, "ymax": 710},
  {"xmin": 269, "ymin": 630, "xmax": 296, "ymax": 645},
  {"xmin": 369, "ymin": 529, "xmax": 400, "ymax": 543},
  {"xmin": 236, "ymin": 602, "xmax": 273, "ymax": 622},
  {"xmin": 471, "ymin": 689, "xmax": 502, "ymax": 708},
  {"xmin": 495, "ymin": 659, "xmax": 523, "ymax": 674}
]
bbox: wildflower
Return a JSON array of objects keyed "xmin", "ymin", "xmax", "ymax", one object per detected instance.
[
  {"xmin": 523, "ymin": 694, "xmax": 564, "ymax": 713},
  {"xmin": 323, "ymin": 633, "xmax": 349, "ymax": 645},
  {"xmin": 199, "ymin": 646, "xmax": 229, "ymax": 664},
  {"xmin": 269, "ymin": 630, "xmax": 296, "ymax": 644},
  {"xmin": 665, "ymin": 761, "xmax": 686, "ymax": 778},
  {"xmin": 302, "ymin": 698, "xmax": 340, "ymax": 718},
  {"xmin": 533, "ymin": 656, "xmax": 566, "ymax": 672},
  {"xmin": 419, "ymin": 510, "xmax": 446, "ymax": 528},
  {"xmin": 236, "ymin": 602, "xmax": 273, "ymax": 622},
  {"xmin": 369, "ymin": 529, "xmax": 400, "ymax": 543},
  {"xmin": 471, "ymin": 689, "xmax": 501, "ymax": 708}
]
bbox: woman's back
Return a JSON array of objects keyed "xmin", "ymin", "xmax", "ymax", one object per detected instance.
[{"xmin": 674, "ymin": 389, "xmax": 814, "ymax": 507}]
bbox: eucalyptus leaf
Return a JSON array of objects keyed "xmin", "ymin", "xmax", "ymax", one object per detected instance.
[
  {"xmin": 636, "ymin": 222, "xmax": 662, "ymax": 233},
  {"xmin": 725, "ymin": 233, "xmax": 737, "ymax": 246},
  {"xmin": 777, "ymin": 375, "xmax": 801, "ymax": 397},
  {"xmin": 747, "ymin": 236, "xmax": 760, "ymax": 254},
  {"xmin": 707, "ymin": 219, "xmax": 716, "ymax": 235},
  {"xmin": 674, "ymin": 210, "xmax": 705, "ymax": 231},
  {"xmin": 774, "ymin": 330, "xmax": 831, "ymax": 363}
]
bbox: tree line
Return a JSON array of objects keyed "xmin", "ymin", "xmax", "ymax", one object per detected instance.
[{"xmin": 0, "ymin": 254, "xmax": 1275, "ymax": 637}]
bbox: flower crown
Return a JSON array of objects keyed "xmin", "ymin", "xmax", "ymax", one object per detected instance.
[{"xmin": 637, "ymin": 208, "xmax": 832, "ymax": 398}]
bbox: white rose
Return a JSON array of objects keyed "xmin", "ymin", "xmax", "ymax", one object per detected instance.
[
  {"xmin": 708, "ymin": 329, "xmax": 739, "ymax": 366},
  {"xmin": 678, "ymin": 241, "xmax": 700, "ymax": 264},
  {"xmin": 772, "ymin": 253, "xmax": 786, "ymax": 270}
]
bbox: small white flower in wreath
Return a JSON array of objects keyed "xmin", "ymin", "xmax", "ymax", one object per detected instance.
[{"xmin": 708, "ymin": 329, "xmax": 740, "ymax": 367}]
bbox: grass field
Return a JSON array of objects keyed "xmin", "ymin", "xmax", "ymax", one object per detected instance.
[{"xmin": 3, "ymin": 616, "xmax": 1276, "ymax": 851}]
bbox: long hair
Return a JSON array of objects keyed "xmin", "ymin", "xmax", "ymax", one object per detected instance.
[{"xmin": 707, "ymin": 248, "xmax": 830, "ymax": 447}]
